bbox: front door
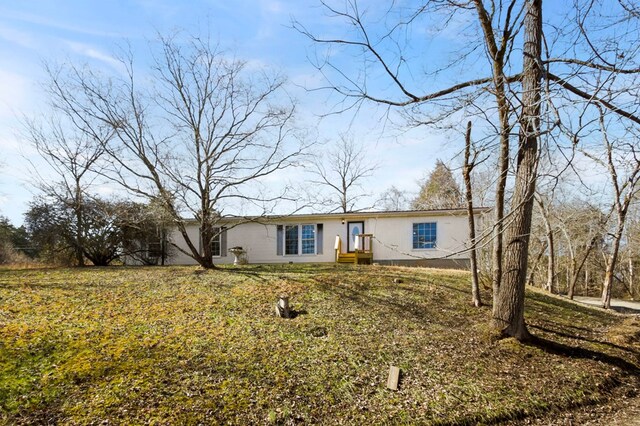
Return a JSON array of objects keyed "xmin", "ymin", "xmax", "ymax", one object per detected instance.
[{"xmin": 347, "ymin": 221, "xmax": 364, "ymax": 252}]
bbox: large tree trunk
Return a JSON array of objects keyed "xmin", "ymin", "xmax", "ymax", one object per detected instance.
[
  {"xmin": 199, "ymin": 220, "xmax": 217, "ymax": 270},
  {"xmin": 463, "ymin": 121, "xmax": 482, "ymax": 307},
  {"xmin": 492, "ymin": 0, "xmax": 542, "ymax": 341}
]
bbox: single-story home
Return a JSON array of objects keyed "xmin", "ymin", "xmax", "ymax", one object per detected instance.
[{"xmin": 166, "ymin": 208, "xmax": 491, "ymax": 269}]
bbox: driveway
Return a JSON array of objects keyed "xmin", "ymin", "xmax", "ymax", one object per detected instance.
[{"xmin": 572, "ymin": 296, "xmax": 640, "ymax": 314}]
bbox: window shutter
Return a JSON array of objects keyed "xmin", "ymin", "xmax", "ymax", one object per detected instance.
[
  {"xmin": 316, "ymin": 224, "xmax": 323, "ymax": 254},
  {"xmin": 221, "ymin": 227, "xmax": 228, "ymax": 257},
  {"xmin": 276, "ymin": 225, "xmax": 283, "ymax": 256}
]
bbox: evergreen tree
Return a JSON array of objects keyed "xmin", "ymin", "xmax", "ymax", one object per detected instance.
[{"xmin": 412, "ymin": 160, "xmax": 463, "ymax": 210}]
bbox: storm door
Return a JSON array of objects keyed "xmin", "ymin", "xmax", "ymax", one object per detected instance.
[{"xmin": 347, "ymin": 221, "xmax": 364, "ymax": 253}]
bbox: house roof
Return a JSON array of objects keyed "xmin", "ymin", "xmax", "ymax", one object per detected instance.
[{"xmin": 182, "ymin": 207, "xmax": 492, "ymax": 224}]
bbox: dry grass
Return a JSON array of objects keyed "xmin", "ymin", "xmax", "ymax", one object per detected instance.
[{"xmin": 0, "ymin": 264, "xmax": 638, "ymax": 425}]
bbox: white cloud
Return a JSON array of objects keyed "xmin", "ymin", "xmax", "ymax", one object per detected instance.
[
  {"xmin": 65, "ymin": 41, "xmax": 125, "ymax": 73},
  {"xmin": 0, "ymin": 25, "xmax": 37, "ymax": 49}
]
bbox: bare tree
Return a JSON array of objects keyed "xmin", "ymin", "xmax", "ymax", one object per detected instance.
[
  {"xmin": 622, "ymin": 205, "xmax": 640, "ymax": 300},
  {"xmin": 534, "ymin": 193, "xmax": 556, "ymax": 293},
  {"xmin": 463, "ymin": 121, "xmax": 482, "ymax": 307},
  {"xmin": 377, "ymin": 185, "xmax": 411, "ymax": 211},
  {"xmin": 583, "ymin": 110, "xmax": 640, "ymax": 308},
  {"xmin": 470, "ymin": 0, "xmax": 522, "ymax": 323},
  {"xmin": 296, "ymin": 0, "xmax": 640, "ymax": 339},
  {"xmin": 491, "ymin": 0, "xmax": 542, "ymax": 339},
  {"xmin": 553, "ymin": 201, "xmax": 607, "ymax": 299},
  {"xmin": 22, "ymin": 116, "xmax": 108, "ymax": 266},
  {"xmin": 309, "ymin": 134, "xmax": 376, "ymax": 213},
  {"xmin": 44, "ymin": 33, "xmax": 307, "ymax": 269}
]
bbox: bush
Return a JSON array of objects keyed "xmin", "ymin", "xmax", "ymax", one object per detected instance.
[{"xmin": 0, "ymin": 240, "xmax": 31, "ymax": 265}]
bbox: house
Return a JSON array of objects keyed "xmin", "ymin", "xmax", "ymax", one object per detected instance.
[{"xmin": 166, "ymin": 208, "xmax": 490, "ymax": 269}]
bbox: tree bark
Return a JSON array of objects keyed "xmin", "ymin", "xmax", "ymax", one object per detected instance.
[
  {"xmin": 602, "ymin": 219, "xmax": 625, "ymax": 308},
  {"xmin": 492, "ymin": 0, "xmax": 542, "ymax": 341},
  {"xmin": 491, "ymin": 133, "xmax": 509, "ymax": 310},
  {"xmin": 568, "ymin": 235, "xmax": 597, "ymax": 299},
  {"xmin": 74, "ymin": 182, "xmax": 85, "ymax": 267},
  {"xmin": 472, "ymin": 0, "xmax": 514, "ymax": 313},
  {"xmin": 463, "ymin": 121, "xmax": 482, "ymax": 307},
  {"xmin": 527, "ymin": 241, "xmax": 547, "ymax": 286},
  {"xmin": 584, "ymin": 267, "xmax": 589, "ymax": 296}
]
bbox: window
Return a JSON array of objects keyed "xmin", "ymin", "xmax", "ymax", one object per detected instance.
[
  {"xmin": 413, "ymin": 222, "xmax": 437, "ymax": 249},
  {"xmin": 280, "ymin": 224, "xmax": 317, "ymax": 255},
  {"xmin": 200, "ymin": 226, "xmax": 227, "ymax": 257},
  {"xmin": 147, "ymin": 241, "xmax": 163, "ymax": 258},
  {"xmin": 211, "ymin": 227, "xmax": 222, "ymax": 257},
  {"xmin": 285, "ymin": 225, "xmax": 299, "ymax": 255},
  {"xmin": 301, "ymin": 225, "xmax": 315, "ymax": 254}
]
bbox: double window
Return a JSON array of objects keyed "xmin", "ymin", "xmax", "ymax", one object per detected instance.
[
  {"xmin": 413, "ymin": 222, "xmax": 437, "ymax": 249},
  {"xmin": 284, "ymin": 224, "xmax": 316, "ymax": 255},
  {"xmin": 278, "ymin": 224, "xmax": 323, "ymax": 255}
]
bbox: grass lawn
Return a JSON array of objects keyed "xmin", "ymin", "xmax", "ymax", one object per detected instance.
[{"xmin": 1, "ymin": 264, "xmax": 639, "ymax": 425}]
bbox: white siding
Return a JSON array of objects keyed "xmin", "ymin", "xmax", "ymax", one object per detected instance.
[
  {"xmin": 168, "ymin": 225, "xmax": 201, "ymax": 265},
  {"xmin": 166, "ymin": 212, "xmax": 477, "ymax": 265},
  {"xmin": 366, "ymin": 215, "xmax": 470, "ymax": 261}
]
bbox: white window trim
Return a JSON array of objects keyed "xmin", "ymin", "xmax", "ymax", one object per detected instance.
[
  {"xmin": 411, "ymin": 221, "xmax": 438, "ymax": 251},
  {"xmin": 283, "ymin": 224, "xmax": 317, "ymax": 256}
]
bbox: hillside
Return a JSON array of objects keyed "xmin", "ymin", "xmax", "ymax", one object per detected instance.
[{"xmin": 1, "ymin": 264, "xmax": 638, "ymax": 424}]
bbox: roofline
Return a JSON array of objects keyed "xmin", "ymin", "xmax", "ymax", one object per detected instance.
[{"xmin": 181, "ymin": 207, "xmax": 493, "ymax": 224}]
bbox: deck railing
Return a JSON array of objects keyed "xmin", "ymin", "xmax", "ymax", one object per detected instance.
[{"xmin": 335, "ymin": 234, "xmax": 373, "ymax": 264}]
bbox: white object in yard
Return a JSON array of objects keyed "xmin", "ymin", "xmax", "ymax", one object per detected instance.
[
  {"xmin": 354, "ymin": 235, "xmax": 361, "ymax": 250},
  {"xmin": 228, "ymin": 247, "xmax": 247, "ymax": 265},
  {"xmin": 387, "ymin": 366, "xmax": 400, "ymax": 390},
  {"xmin": 334, "ymin": 235, "xmax": 341, "ymax": 250}
]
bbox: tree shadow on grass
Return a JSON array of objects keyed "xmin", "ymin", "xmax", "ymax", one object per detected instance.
[
  {"xmin": 526, "ymin": 291, "xmax": 615, "ymax": 320},
  {"xmin": 311, "ymin": 276, "xmax": 486, "ymax": 329},
  {"xmin": 529, "ymin": 324, "xmax": 639, "ymax": 357},
  {"xmin": 223, "ymin": 268, "xmax": 270, "ymax": 283},
  {"xmin": 609, "ymin": 305, "xmax": 640, "ymax": 315},
  {"xmin": 527, "ymin": 334, "xmax": 640, "ymax": 376}
]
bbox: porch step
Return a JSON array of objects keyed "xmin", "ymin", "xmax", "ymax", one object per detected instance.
[{"xmin": 337, "ymin": 253, "xmax": 356, "ymax": 263}]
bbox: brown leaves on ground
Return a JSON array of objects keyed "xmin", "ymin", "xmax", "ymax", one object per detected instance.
[{"xmin": 0, "ymin": 264, "xmax": 638, "ymax": 425}]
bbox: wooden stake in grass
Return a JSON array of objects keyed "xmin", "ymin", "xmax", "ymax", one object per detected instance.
[
  {"xmin": 387, "ymin": 366, "xmax": 400, "ymax": 390},
  {"xmin": 275, "ymin": 295, "xmax": 290, "ymax": 318}
]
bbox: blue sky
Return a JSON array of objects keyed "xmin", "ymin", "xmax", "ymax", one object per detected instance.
[{"xmin": 0, "ymin": 0, "xmax": 467, "ymax": 225}]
